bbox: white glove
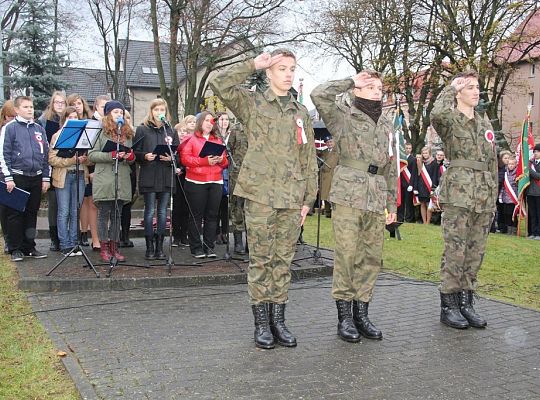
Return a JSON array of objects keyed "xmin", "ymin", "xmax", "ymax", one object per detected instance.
[{"xmin": 407, "ymin": 185, "xmax": 413, "ymax": 192}]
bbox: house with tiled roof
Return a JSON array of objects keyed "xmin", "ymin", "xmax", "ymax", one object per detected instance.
[
  {"xmin": 497, "ymin": 9, "xmax": 540, "ymax": 148},
  {"xmin": 59, "ymin": 39, "xmax": 203, "ymax": 125},
  {"xmin": 119, "ymin": 39, "xmax": 189, "ymax": 124},
  {"xmin": 59, "ymin": 67, "xmax": 130, "ymax": 110}
]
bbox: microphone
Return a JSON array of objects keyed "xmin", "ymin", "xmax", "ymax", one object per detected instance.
[
  {"xmin": 158, "ymin": 114, "xmax": 168, "ymax": 123},
  {"xmin": 116, "ymin": 116, "xmax": 124, "ymax": 127}
]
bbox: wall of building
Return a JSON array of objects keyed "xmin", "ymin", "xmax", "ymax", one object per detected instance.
[{"xmin": 501, "ymin": 61, "xmax": 540, "ymax": 150}]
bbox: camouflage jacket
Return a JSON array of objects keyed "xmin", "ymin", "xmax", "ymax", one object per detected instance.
[
  {"xmin": 431, "ymin": 85, "xmax": 498, "ymax": 213},
  {"xmin": 209, "ymin": 59, "xmax": 318, "ymax": 209},
  {"xmin": 227, "ymin": 123, "xmax": 248, "ymax": 178},
  {"xmin": 311, "ymin": 78, "xmax": 398, "ymax": 214}
]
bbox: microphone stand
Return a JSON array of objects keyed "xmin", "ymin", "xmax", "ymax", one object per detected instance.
[
  {"xmin": 105, "ymin": 120, "xmax": 150, "ymax": 277},
  {"xmin": 294, "ymin": 153, "xmax": 332, "ymax": 266},
  {"xmin": 47, "ymin": 149, "xmax": 100, "ymax": 277},
  {"xmin": 156, "ymin": 118, "xmax": 201, "ymax": 273}
]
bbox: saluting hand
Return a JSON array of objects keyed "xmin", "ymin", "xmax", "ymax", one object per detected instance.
[
  {"xmin": 352, "ymin": 71, "xmax": 379, "ymax": 90},
  {"xmin": 254, "ymin": 52, "xmax": 285, "ymax": 70},
  {"xmin": 451, "ymin": 77, "xmax": 471, "ymax": 92}
]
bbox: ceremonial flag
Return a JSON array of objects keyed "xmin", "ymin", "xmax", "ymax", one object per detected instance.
[
  {"xmin": 394, "ymin": 107, "xmax": 408, "ymax": 208},
  {"xmin": 297, "ymin": 78, "xmax": 304, "ymax": 104},
  {"xmin": 515, "ymin": 108, "xmax": 535, "ymax": 230}
]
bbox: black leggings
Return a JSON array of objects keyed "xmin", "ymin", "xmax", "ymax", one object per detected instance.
[{"xmin": 184, "ymin": 181, "xmax": 222, "ymax": 253}]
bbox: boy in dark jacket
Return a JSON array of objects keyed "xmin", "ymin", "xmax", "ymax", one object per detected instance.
[{"xmin": 0, "ymin": 96, "xmax": 50, "ymax": 261}]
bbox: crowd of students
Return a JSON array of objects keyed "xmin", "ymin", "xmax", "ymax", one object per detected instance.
[
  {"xmin": 0, "ymin": 88, "xmax": 539, "ymax": 264},
  {"xmin": 0, "ymin": 92, "xmax": 235, "ymax": 263}
]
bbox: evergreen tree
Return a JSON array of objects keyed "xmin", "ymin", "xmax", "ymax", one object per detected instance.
[{"xmin": 6, "ymin": 0, "xmax": 67, "ymax": 113}]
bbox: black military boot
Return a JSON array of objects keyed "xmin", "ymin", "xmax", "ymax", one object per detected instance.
[
  {"xmin": 268, "ymin": 303, "xmax": 297, "ymax": 347},
  {"xmin": 49, "ymin": 226, "xmax": 60, "ymax": 252},
  {"xmin": 251, "ymin": 304, "xmax": 275, "ymax": 349},
  {"xmin": 353, "ymin": 300, "xmax": 383, "ymax": 339},
  {"xmin": 460, "ymin": 290, "xmax": 487, "ymax": 328},
  {"xmin": 440, "ymin": 292, "xmax": 469, "ymax": 329},
  {"xmin": 324, "ymin": 201, "xmax": 332, "ymax": 218},
  {"xmin": 233, "ymin": 231, "xmax": 246, "ymax": 254},
  {"xmin": 154, "ymin": 234, "xmax": 166, "ymax": 260},
  {"xmin": 335, "ymin": 300, "xmax": 361, "ymax": 343},
  {"xmin": 145, "ymin": 236, "xmax": 155, "ymax": 260}
]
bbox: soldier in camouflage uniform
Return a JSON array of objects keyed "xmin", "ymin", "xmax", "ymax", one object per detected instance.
[
  {"xmin": 311, "ymin": 72, "xmax": 397, "ymax": 343},
  {"xmin": 227, "ymin": 123, "xmax": 249, "ymax": 254},
  {"xmin": 210, "ymin": 50, "xmax": 318, "ymax": 349},
  {"xmin": 431, "ymin": 71, "xmax": 497, "ymax": 329},
  {"xmin": 319, "ymin": 138, "xmax": 338, "ymax": 218}
]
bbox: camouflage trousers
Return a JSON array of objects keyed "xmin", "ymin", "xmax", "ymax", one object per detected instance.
[
  {"xmin": 440, "ymin": 205, "xmax": 494, "ymax": 294},
  {"xmin": 244, "ymin": 199, "xmax": 301, "ymax": 305},
  {"xmin": 229, "ymin": 194, "xmax": 245, "ymax": 232},
  {"xmin": 332, "ymin": 204, "xmax": 385, "ymax": 302}
]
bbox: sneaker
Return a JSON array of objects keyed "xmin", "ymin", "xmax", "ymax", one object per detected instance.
[
  {"xmin": 74, "ymin": 249, "xmax": 83, "ymax": 256},
  {"xmin": 206, "ymin": 249, "xmax": 217, "ymax": 258},
  {"xmin": 180, "ymin": 238, "xmax": 190, "ymax": 247},
  {"xmin": 61, "ymin": 248, "xmax": 76, "ymax": 257},
  {"xmin": 527, "ymin": 235, "xmax": 536, "ymax": 240},
  {"xmin": 11, "ymin": 250, "xmax": 24, "ymax": 262},
  {"xmin": 25, "ymin": 249, "xmax": 47, "ymax": 259},
  {"xmin": 172, "ymin": 239, "xmax": 180, "ymax": 247},
  {"xmin": 192, "ymin": 250, "xmax": 206, "ymax": 259},
  {"xmin": 535, "ymin": 236, "xmax": 540, "ymax": 240}
]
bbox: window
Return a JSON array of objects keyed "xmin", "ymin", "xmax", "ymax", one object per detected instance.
[
  {"xmin": 529, "ymin": 92, "xmax": 534, "ymax": 106},
  {"xmin": 531, "ymin": 63, "xmax": 536, "ymax": 77},
  {"xmin": 142, "ymin": 67, "xmax": 159, "ymax": 74}
]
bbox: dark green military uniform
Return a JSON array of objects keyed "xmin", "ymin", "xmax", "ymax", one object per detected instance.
[
  {"xmin": 210, "ymin": 59, "xmax": 318, "ymax": 305},
  {"xmin": 431, "ymin": 86, "xmax": 498, "ymax": 294},
  {"xmin": 319, "ymin": 148, "xmax": 338, "ymax": 201},
  {"xmin": 228, "ymin": 124, "xmax": 249, "ymax": 232},
  {"xmin": 311, "ymin": 79, "xmax": 397, "ymax": 303}
]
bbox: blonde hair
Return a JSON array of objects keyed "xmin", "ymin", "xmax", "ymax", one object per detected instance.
[
  {"xmin": 182, "ymin": 115, "xmax": 196, "ymax": 133},
  {"xmin": 142, "ymin": 98, "xmax": 169, "ymax": 127},
  {"xmin": 43, "ymin": 91, "xmax": 67, "ymax": 120}
]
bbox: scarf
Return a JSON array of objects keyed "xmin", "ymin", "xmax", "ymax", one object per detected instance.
[{"xmin": 352, "ymin": 97, "xmax": 382, "ymax": 123}]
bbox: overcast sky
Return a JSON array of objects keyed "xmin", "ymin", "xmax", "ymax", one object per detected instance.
[{"xmin": 68, "ymin": 1, "xmax": 355, "ymax": 111}]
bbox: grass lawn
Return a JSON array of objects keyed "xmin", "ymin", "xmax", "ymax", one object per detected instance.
[
  {"xmin": 0, "ymin": 256, "xmax": 78, "ymax": 400},
  {"xmin": 303, "ymin": 214, "xmax": 540, "ymax": 310}
]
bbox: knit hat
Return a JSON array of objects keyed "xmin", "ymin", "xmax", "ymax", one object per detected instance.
[
  {"xmin": 534, "ymin": 144, "xmax": 540, "ymax": 152},
  {"xmin": 103, "ymin": 100, "xmax": 125, "ymax": 116}
]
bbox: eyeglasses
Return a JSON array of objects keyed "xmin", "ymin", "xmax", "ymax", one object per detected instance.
[{"xmin": 54, "ymin": 101, "xmax": 66, "ymax": 105}]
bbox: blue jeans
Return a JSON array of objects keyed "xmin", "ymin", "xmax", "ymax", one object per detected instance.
[
  {"xmin": 143, "ymin": 191, "xmax": 170, "ymax": 236},
  {"xmin": 56, "ymin": 171, "xmax": 85, "ymax": 249}
]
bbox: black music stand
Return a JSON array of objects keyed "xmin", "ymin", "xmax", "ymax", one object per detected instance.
[{"xmin": 46, "ymin": 119, "xmax": 101, "ymax": 277}]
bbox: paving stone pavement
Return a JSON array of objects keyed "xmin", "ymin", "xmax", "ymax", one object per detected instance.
[{"xmin": 31, "ymin": 275, "xmax": 540, "ymax": 400}]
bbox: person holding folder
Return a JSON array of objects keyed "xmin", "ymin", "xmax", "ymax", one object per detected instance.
[
  {"xmin": 179, "ymin": 111, "xmax": 228, "ymax": 258},
  {"xmin": 38, "ymin": 90, "xmax": 67, "ymax": 253},
  {"xmin": 0, "ymin": 96, "xmax": 50, "ymax": 261},
  {"xmin": 48, "ymin": 107, "xmax": 89, "ymax": 256},
  {"xmin": 88, "ymin": 100, "xmax": 135, "ymax": 263},
  {"xmin": 133, "ymin": 99, "xmax": 179, "ymax": 260}
]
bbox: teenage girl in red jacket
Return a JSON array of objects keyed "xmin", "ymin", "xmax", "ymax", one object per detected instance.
[{"xmin": 179, "ymin": 111, "xmax": 228, "ymax": 258}]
